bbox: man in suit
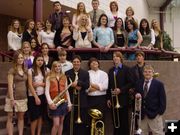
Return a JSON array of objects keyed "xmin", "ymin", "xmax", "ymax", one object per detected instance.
[
  {"xmin": 107, "ymin": 51, "xmax": 131, "ymax": 135},
  {"xmin": 89, "ymin": 0, "xmax": 105, "ymax": 29},
  {"xmin": 65, "ymin": 55, "xmax": 90, "ymax": 135},
  {"xmin": 135, "ymin": 65, "xmax": 166, "ymax": 135}
]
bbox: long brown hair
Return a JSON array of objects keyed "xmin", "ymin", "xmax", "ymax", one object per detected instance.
[
  {"xmin": 13, "ymin": 50, "xmax": 27, "ymax": 73},
  {"xmin": 9, "ymin": 19, "xmax": 22, "ymax": 34},
  {"xmin": 76, "ymin": 2, "xmax": 87, "ymax": 16}
]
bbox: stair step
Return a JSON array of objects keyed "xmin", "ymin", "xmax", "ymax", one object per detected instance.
[
  {"xmin": 0, "ymin": 108, "xmax": 6, "ymax": 117},
  {"xmin": 0, "ymin": 98, "xmax": 5, "ymax": 106},
  {"xmin": 0, "ymin": 88, "xmax": 7, "ymax": 95},
  {"xmin": 0, "ymin": 128, "xmax": 18, "ymax": 135}
]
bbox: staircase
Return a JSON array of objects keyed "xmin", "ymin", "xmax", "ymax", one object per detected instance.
[{"xmin": 0, "ymin": 62, "xmax": 51, "ymax": 135}]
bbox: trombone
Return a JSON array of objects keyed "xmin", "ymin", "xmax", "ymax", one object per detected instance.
[
  {"xmin": 89, "ymin": 109, "xmax": 104, "ymax": 135},
  {"xmin": 111, "ymin": 71, "xmax": 120, "ymax": 128},
  {"xmin": 70, "ymin": 72, "xmax": 82, "ymax": 135},
  {"xmin": 130, "ymin": 96, "xmax": 142, "ymax": 135}
]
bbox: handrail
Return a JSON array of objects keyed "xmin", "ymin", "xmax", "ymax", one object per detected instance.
[
  {"xmin": 0, "ymin": 51, "xmax": 13, "ymax": 62},
  {"xmin": 1, "ymin": 48, "xmax": 180, "ymax": 61}
]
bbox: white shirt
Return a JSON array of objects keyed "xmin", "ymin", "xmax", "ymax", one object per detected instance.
[
  {"xmin": 39, "ymin": 30, "xmax": 55, "ymax": 48},
  {"xmin": 60, "ymin": 60, "xmax": 73, "ymax": 73},
  {"xmin": 150, "ymin": 29, "xmax": 156, "ymax": 45},
  {"xmin": 88, "ymin": 69, "xmax": 108, "ymax": 96},
  {"xmin": 28, "ymin": 69, "xmax": 45, "ymax": 96},
  {"xmin": 143, "ymin": 78, "xmax": 153, "ymax": 93},
  {"xmin": 108, "ymin": 12, "xmax": 125, "ymax": 28},
  {"xmin": 7, "ymin": 31, "xmax": 22, "ymax": 50}
]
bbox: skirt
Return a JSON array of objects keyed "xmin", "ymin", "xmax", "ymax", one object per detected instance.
[{"xmin": 48, "ymin": 102, "xmax": 68, "ymax": 117}]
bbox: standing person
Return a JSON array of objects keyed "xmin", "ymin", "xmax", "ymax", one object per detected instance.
[
  {"xmin": 73, "ymin": 14, "xmax": 93, "ymax": 48},
  {"xmin": 151, "ymin": 19, "xmax": 163, "ymax": 50},
  {"xmin": 22, "ymin": 19, "xmax": 37, "ymax": 43},
  {"xmin": 93, "ymin": 14, "xmax": 114, "ymax": 59},
  {"xmin": 7, "ymin": 19, "xmax": 22, "ymax": 51},
  {"xmin": 108, "ymin": 1, "xmax": 123, "ymax": 28},
  {"xmin": 49, "ymin": 1, "xmax": 67, "ymax": 30},
  {"xmin": 65, "ymin": 55, "xmax": 90, "ymax": 135},
  {"xmin": 30, "ymin": 37, "xmax": 40, "ymax": 57},
  {"xmin": 58, "ymin": 49, "xmax": 73, "ymax": 74},
  {"xmin": 27, "ymin": 54, "xmax": 48, "ymax": 135},
  {"xmin": 21, "ymin": 41, "xmax": 34, "ymax": 69},
  {"xmin": 127, "ymin": 19, "xmax": 143, "ymax": 60},
  {"xmin": 41, "ymin": 43, "xmax": 54, "ymax": 69},
  {"xmin": 89, "ymin": 0, "xmax": 105, "ymax": 29},
  {"xmin": 38, "ymin": 19, "xmax": 55, "ymax": 49},
  {"xmin": 130, "ymin": 51, "xmax": 145, "ymax": 88},
  {"xmin": 54, "ymin": 16, "xmax": 74, "ymax": 50},
  {"xmin": 4, "ymin": 51, "xmax": 28, "ymax": 135},
  {"xmin": 45, "ymin": 61, "xmax": 72, "ymax": 135},
  {"xmin": 135, "ymin": 65, "xmax": 166, "ymax": 135},
  {"xmin": 72, "ymin": 2, "xmax": 92, "ymax": 29},
  {"xmin": 107, "ymin": 51, "xmax": 131, "ymax": 135},
  {"xmin": 87, "ymin": 57, "xmax": 108, "ymax": 123},
  {"xmin": 139, "ymin": 18, "xmax": 155, "ymax": 50},
  {"xmin": 124, "ymin": 6, "xmax": 138, "ymax": 31},
  {"xmin": 113, "ymin": 17, "xmax": 127, "ymax": 48}
]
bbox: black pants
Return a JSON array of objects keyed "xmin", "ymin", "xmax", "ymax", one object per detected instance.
[
  {"xmin": 63, "ymin": 107, "xmax": 90, "ymax": 135},
  {"xmin": 113, "ymin": 106, "xmax": 129, "ymax": 135}
]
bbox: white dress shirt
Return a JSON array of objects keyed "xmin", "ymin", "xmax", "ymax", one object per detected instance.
[
  {"xmin": 88, "ymin": 69, "xmax": 108, "ymax": 96},
  {"xmin": 60, "ymin": 60, "xmax": 73, "ymax": 73}
]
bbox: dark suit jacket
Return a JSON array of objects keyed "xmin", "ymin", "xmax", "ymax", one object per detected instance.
[
  {"xmin": 65, "ymin": 68, "xmax": 89, "ymax": 108},
  {"xmin": 130, "ymin": 64, "xmax": 145, "ymax": 88},
  {"xmin": 135, "ymin": 79, "xmax": 166, "ymax": 119},
  {"xmin": 107, "ymin": 64, "xmax": 131, "ymax": 106}
]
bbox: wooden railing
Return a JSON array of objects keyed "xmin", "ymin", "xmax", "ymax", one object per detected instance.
[
  {"xmin": 1, "ymin": 48, "xmax": 180, "ymax": 62},
  {"xmin": 0, "ymin": 51, "xmax": 13, "ymax": 62}
]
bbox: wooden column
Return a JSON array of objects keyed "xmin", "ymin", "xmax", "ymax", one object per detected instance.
[{"xmin": 33, "ymin": 0, "xmax": 43, "ymax": 22}]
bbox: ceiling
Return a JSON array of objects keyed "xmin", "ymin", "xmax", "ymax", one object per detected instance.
[
  {"xmin": 146, "ymin": 0, "xmax": 167, "ymax": 8},
  {"xmin": 0, "ymin": 0, "xmax": 173, "ymax": 19},
  {"xmin": 0, "ymin": 0, "xmax": 76, "ymax": 19}
]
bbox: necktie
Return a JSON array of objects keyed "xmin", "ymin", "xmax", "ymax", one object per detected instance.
[
  {"xmin": 143, "ymin": 80, "xmax": 149, "ymax": 97},
  {"xmin": 74, "ymin": 72, "xmax": 78, "ymax": 82},
  {"xmin": 93, "ymin": 10, "xmax": 97, "ymax": 26}
]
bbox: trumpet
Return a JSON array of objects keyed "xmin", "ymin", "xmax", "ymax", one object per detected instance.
[
  {"xmin": 111, "ymin": 71, "xmax": 120, "ymax": 128},
  {"xmin": 130, "ymin": 96, "xmax": 142, "ymax": 135},
  {"xmin": 52, "ymin": 78, "xmax": 72, "ymax": 107},
  {"xmin": 89, "ymin": 109, "xmax": 104, "ymax": 135}
]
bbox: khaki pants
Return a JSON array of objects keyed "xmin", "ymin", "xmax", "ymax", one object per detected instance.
[{"xmin": 140, "ymin": 115, "xmax": 164, "ymax": 135}]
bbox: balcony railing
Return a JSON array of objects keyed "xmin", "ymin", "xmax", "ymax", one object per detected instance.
[{"xmin": 0, "ymin": 48, "xmax": 180, "ymax": 62}]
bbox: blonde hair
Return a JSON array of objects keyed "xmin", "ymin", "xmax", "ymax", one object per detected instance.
[
  {"xmin": 21, "ymin": 41, "xmax": 32, "ymax": 55},
  {"xmin": 151, "ymin": 19, "xmax": 161, "ymax": 33},
  {"xmin": 126, "ymin": 6, "xmax": 134, "ymax": 16},
  {"xmin": 49, "ymin": 61, "xmax": 65, "ymax": 80},
  {"xmin": 143, "ymin": 65, "xmax": 154, "ymax": 72}
]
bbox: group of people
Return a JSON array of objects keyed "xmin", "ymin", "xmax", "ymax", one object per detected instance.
[
  {"xmin": 4, "ymin": 47, "xmax": 166, "ymax": 135},
  {"xmin": 7, "ymin": 0, "xmax": 165, "ymax": 61},
  {"xmin": 4, "ymin": 0, "xmax": 167, "ymax": 135}
]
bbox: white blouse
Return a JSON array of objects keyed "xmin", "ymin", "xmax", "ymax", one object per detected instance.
[
  {"xmin": 39, "ymin": 30, "xmax": 55, "ymax": 48},
  {"xmin": 88, "ymin": 69, "xmax": 108, "ymax": 96},
  {"xmin": 7, "ymin": 31, "xmax": 22, "ymax": 50}
]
